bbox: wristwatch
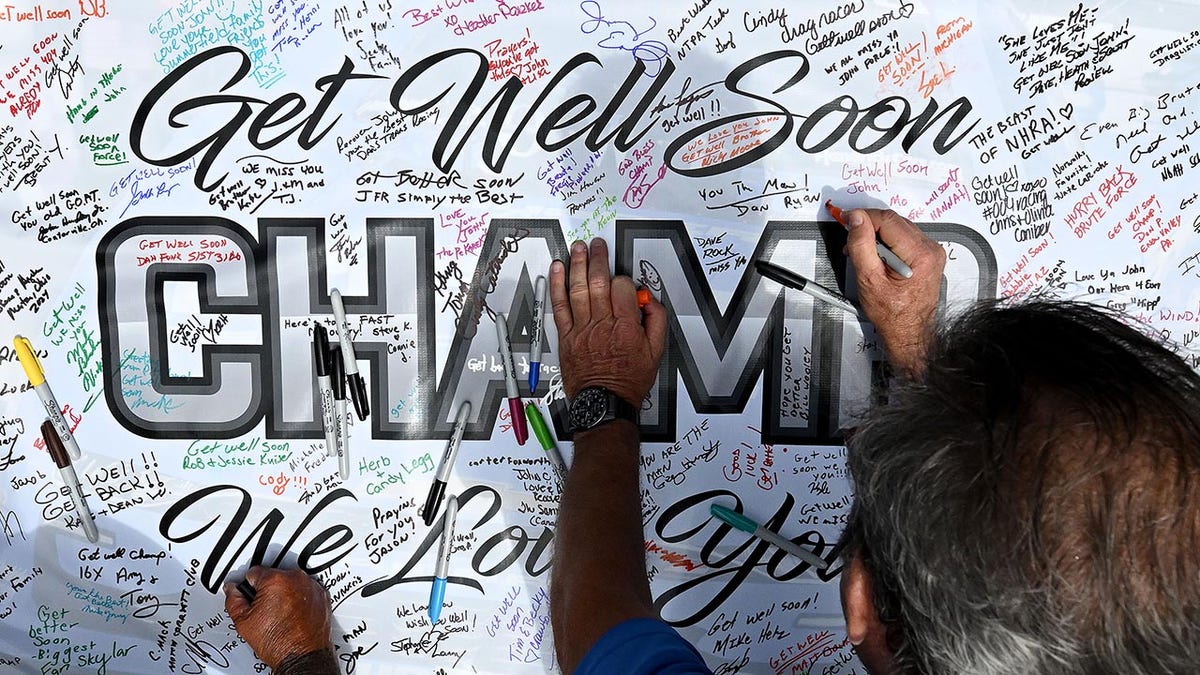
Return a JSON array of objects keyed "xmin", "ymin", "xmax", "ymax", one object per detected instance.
[{"xmin": 567, "ymin": 386, "xmax": 639, "ymax": 432}]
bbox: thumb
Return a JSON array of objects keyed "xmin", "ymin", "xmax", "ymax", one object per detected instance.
[{"xmin": 844, "ymin": 209, "xmax": 886, "ymax": 282}]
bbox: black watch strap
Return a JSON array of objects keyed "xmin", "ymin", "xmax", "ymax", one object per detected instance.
[{"xmin": 608, "ymin": 396, "xmax": 638, "ymax": 426}]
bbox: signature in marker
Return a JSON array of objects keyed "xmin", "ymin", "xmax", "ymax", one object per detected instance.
[{"xmin": 579, "ymin": 0, "xmax": 669, "ymax": 77}]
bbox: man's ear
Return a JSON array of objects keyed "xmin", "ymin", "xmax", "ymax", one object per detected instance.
[
  {"xmin": 841, "ymin": 552, "xmax": 898, "ymax": 674},
  {"xmin": 842, "ymin": 553, "xmax": 875, "ymax": 645}
]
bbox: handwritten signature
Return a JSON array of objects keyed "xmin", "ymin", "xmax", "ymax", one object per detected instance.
[
  {"xmin": 390, "ymin": 624, "xmax": 469, "ymax": 666},
  {"xmin": 579, "ymin": 0, "xmax": 669, "ymax": 77},
  {"xmin": 618, "ymin": 139, "xmax": 669, "ymax": 208}
]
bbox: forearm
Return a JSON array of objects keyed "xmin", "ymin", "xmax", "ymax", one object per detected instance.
[
  {"xmin": 273, "ymin": 647, "xmax": 338, "ymax": 675},
  {"xmin": 551, "ymin": 419, "xmax": 654, "ymax": 673},
  {"xmin": 880, "ymin": 325, "xmax": 931, "ymax": 379},
  {"xmin": 866, "ymin": 292, "xmax": 937, "ymax": 379}
]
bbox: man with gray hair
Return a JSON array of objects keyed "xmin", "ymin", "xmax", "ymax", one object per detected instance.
[
  {"xmin": 550, "ymin": 209, "xmax": 1200, "ymax": 675},
  {"xmin": 838, "ymin": 294, "xmax": 1200, "ymax": 669}
]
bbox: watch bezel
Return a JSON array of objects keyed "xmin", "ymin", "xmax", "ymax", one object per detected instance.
[{"xmin": 568, "ymin": 386, "xmax": 610, "ymax": 430}]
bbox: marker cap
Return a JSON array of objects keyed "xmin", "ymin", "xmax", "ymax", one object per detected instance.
[
  {"xmin": 509, "ymin": 398, "xmax": 528, "ymax": 445},
  {"xmin": 525, "ymin": 402, "xmax": 554, "ymax": 450},
  {"xmin": 41, "ymin": 419, "xmax": 69, "ymax": 469},
  {"xmin": 753, "ymin": 259, "xmax": 800, "ymax": 288},
  {"xmin": 434, "ymin": 495, "xmax": 459, "ymax": 577},
  {"xmin": 313, "ymin": 325, "xmax": 332, "ymax": 377},
  {"xmin": 428, "ymin": 577, "xmax": 446, "ymax": 623},
  {"xmin": 330, "ymin": 288, "xmax": 362, "ymax": 375},
  {"xmin": 710, "ymin": 503, "xmax": 757, "ymax": 534},
  {"xmin": 14, "ymin": 336, "xmax": 45, "ymax": 386},
  {"xmin": 421, "ymin": 480, "xmax": 447, "ymax": 526},
  {"xmin": 348, "ymin": 374, "xmax": 370, "ymax": 420}
]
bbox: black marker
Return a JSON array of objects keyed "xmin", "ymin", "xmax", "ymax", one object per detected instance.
[
  {"xmin": 754, "ymin": 259, "xmax": 860, "ymax": 316},
  {"xmin": 421, "ymin": 401, "xmax": 472, "ymax": 525},
  {"xmin": 313, "ymin": 325, "xmax": 338, "ymax": 459},
  {"xmin": 236, "ymin": 579, "xmax": 257, "ymax": 603},
  {"xmin": 330, "ymin": 348, "xmax": 349, "ymax": 480}
]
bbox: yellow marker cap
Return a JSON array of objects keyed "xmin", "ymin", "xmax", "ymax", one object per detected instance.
[{"xmin": 13, "ymin": 335, "xmax": 45, "ymax": 386}]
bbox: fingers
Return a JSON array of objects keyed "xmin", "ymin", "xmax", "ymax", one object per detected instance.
[
  {"xmin": 611, "ymin": 277, "xmax": 667, "ymax": 363},
  {"xmin": 641, "ymin": 296, "xmax": 668, "ymax": 364},
  {"xmin": 845, "ymin": 209, "xmax": 886, "ymax": 283},
  {"xmin": 586, "ymin": 238, "xmax": 613, "ymax": 318},
  {"xmin": 611, "ymin": 276, "xmax": 639, "ymax": 321},
  {"xmin": 226, "ymin": 566, "xmax": 270, "ymax": 624},
  {"xmin": 280, "ymin": 568, "xmax": 310, "ymax": 587},
  {"xmin": 285, "ymin": 569, "xmax": 321, "ymax": 602},
  {"xmin": 244, "ymin": 565, "xmax": 269, "ymax": 586},
  {"xmin": 224, "ymin": 582, "xmax": 250, "ymax": 622},
  {"xmin": 847, "ymin": 208, "xmax": 947, "ymax": 282},
  {"xmin": 567, "ymin": 240, "xmax": 591, "ymax": 324},
  {"xmin": 561, "ymin": 238, "xmax": 618, "ymax": 328},
  {"xmin": 612, "ymin": 275, "xmax": 668, "ymax": 361},
  {"xmin": 861, "ymin": 209, "xmax": 937, "ymax": 270},
  {"xmin": 549, "ymin": 259, "xmax": 572, "ymax": 336},
  {"xmin": 298, "ymin": 569, "xmax": 329, "ymax": 599}
]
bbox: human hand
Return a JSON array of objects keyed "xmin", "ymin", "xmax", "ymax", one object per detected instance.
[
  {"xmin": 549, "ymin": 238, "xmax": 667, "ymax": 405},
  {"xmin": 845, "ymin": 208, "xmax": 946, "ymax": 376},
  {"xmin": 224, "ymin": 567, "xmax": 333, "ymax": 671}
]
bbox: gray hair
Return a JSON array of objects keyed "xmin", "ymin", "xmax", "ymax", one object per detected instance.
[{"xmin": 841, "ymin": 300, "xmax": 1200, "ymax": 674}]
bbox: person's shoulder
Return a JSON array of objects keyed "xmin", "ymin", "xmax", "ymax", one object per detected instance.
[{"xmin": 574, "ymin": 618, "xmax": 714, "ymax": 675}]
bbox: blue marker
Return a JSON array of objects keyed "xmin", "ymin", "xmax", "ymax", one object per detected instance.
[
  {"xmin": 429, "ymin": 495, "xmax": 458, "ymax": 624},
  {"xmin": 529, "ymin": 275, "xmax": 547, "ymax": 392}
]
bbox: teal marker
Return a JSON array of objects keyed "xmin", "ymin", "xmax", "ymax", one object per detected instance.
[
  {"xmin": 710, "ymin": 503, "xmax": 829, "ymax": 570},
  {"xmin": 525, "ymin": 401, "xmax": 567, "ymax": 484}
]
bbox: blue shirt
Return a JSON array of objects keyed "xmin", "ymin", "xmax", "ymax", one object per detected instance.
[{"xmin": 575, "ymin": 618, "xmax": 714, "ymax": 675}]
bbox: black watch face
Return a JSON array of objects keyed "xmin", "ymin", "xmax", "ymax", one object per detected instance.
[{"xmin": 569, "ymin": 388, "xmax": 609, "ymax": 430}]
